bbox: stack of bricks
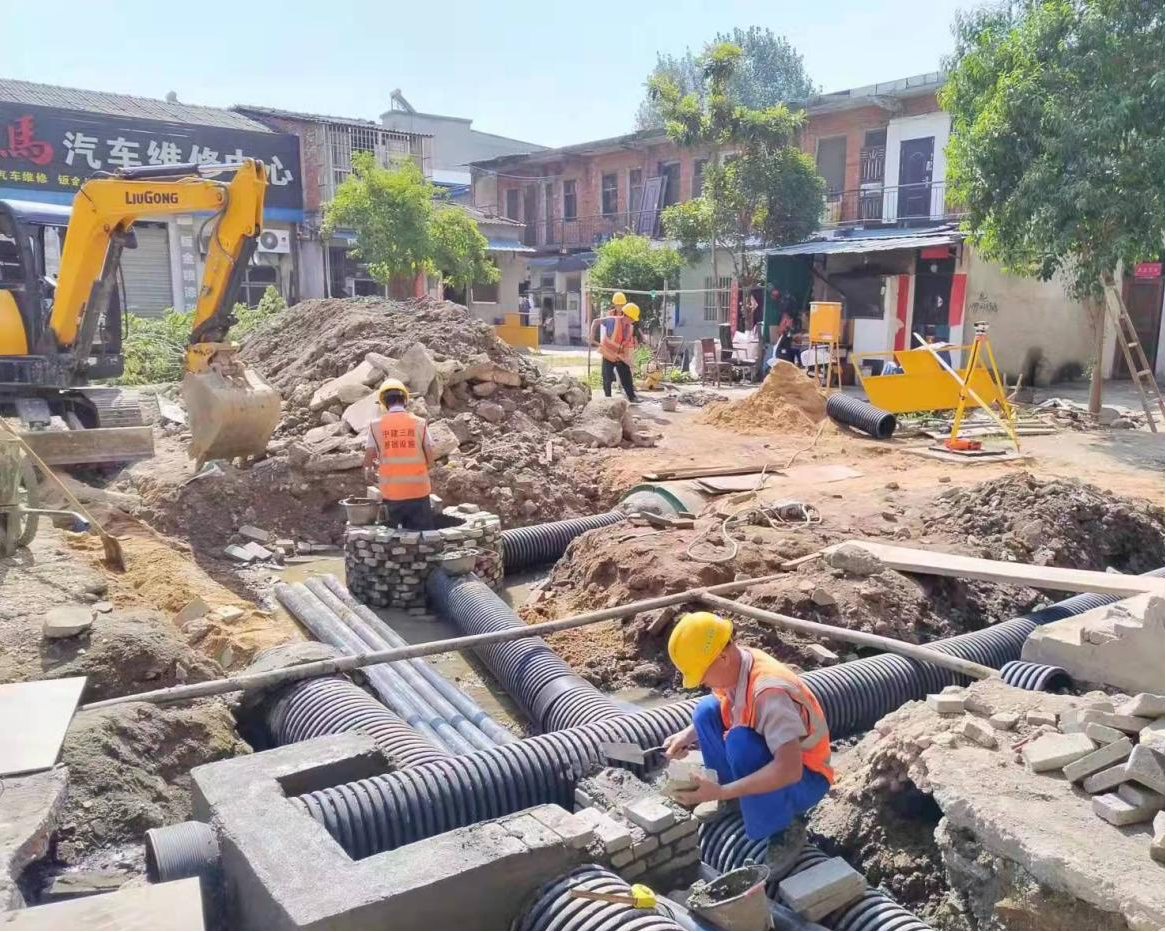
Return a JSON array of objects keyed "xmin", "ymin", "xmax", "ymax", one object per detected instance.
[
  {"xmin": 573, "ymin": 770, "xmax": 701, "ymax": 888},
  {"xmin": 344, "ymin": 504, "xmax": 503, "ymax": 612}
]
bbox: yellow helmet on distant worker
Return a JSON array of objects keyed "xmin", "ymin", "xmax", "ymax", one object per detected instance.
[
  {"xmin": 611, "ymin": 291, "xmax": 627, "ymax": 307},
  {"xmin": 668, "ymin": 612, "xmax": 732, "ymax": 689},
  {"xmin": 622, "ymin": 302, "xmax": 641, "ymax": 322},
  {"xmin": 377, "ymin": 378, "xmax": 410, "ymax": 407}
]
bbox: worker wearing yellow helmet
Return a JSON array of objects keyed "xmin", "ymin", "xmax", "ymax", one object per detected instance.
[
  {"xmin": 664, "ymin": 611, "xmax": 834, "ymax": 877},
  {"xmin": 362, "ymin": 378, "xmax": 438, "ymax": 530},
  {"xmin": 589, "ymin": 294, "xmax": 639, "ymax": 403}
]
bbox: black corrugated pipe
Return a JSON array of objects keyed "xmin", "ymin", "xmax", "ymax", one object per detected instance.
[
  {"xmin": 501, "ymin": 511, "xmax": 627, "ymax": 574},
  {"xmin": 427, "ymin": 569, "xmax": 622, "ymax": 731},
  {"xmin": 513, "ymin": 864, "xmax": 688, "ymax": 930},
  {"xmin": 826, "ymin": 393, "xmax": 897, "ymax": 439},
  {"xmin": 295, "ymin": 701, "xmax": 697, "ymax": 859},
  {"xmin": 999, "ymin": 659, "xmax": 1073, "ymax": 692},
  {"xmin": 144, "ymin": 821, "xmax": 222, "ymax": 925},
  {"xmin": 266, "ymin": 675, "xmax": 450, "ymax": 769},
  {"xmin": 699, "ymin": 814, "xmax": 931, "ymax": 931}
]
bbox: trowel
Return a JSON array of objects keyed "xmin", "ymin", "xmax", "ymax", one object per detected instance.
[{"xmin": 599, "ymin": 741, "xmax": 666, "ymax": 766}]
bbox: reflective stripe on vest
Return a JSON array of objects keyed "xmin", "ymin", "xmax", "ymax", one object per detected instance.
[
  {"xmin": 714, "ymin": 647, "xmax": 835, "ymax": 784},
  {"xmin": 599, "ymin": 316, "xmax": 634, "ymax": 363},
  {"xmin": 375, "ymin": 411, "xmax": 432, "ymax": 502}
]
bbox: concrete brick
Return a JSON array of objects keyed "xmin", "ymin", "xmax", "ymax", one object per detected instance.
[
  {"xmin": 1152, "ymin": 811, "xmax": 1164, "ymax": 863},
  {"xmin": 927, "ymin": 694, "xmax": 965, "ymax": 715},
  {"xmin": 501, "ymin": 813, "xmax": 563, "ymax": 851},
  {"xmin": 1119, "ymin": 693, "xmax": 1165, "ymax": 719},
  {"xmin": 573, "ymin": 788, "xmax": 596, "ymax": 810},
  {"xmin": 573, "ymin": 808, "xmax": 632, "ymax": 853},
  {"xmin": 959, "ymin": 718, "xmax": 999, "ymax": 749},
  {"xmin": 1058, "ymin": 709, "xmax": 1086, "ymax": 734},
  {"xmin": 621, "ymin": 797, "xmax": 675, "ymax": 833},
  {"xmin": 621, "ymin": 859, "xmax": 647, "ymax": 880},
  {"xmin": 1063, "ymin": 738, "xmax": 1133, "ymax": 784},
  {"xmin": 660, "ymin": 819, "xmax": 699, "ymax": 845},
  {"xmin": 630, "ymin": 835, "xmax": 658, "ymax": 859},
  {"xmin": 646, "ymin": 848, "xmax": 673, "ymax": 869},
  {"xmin": 528, "ymin": 805, "xmax": 595, "ymax": 850},
  {"xmin": 1084, "ymin": 722, "xmax": 1127, "ymax": 745},
  {"xmin": 1025, "ymin": 709, "xmax": 1058, "ymax": 727},
  {"xmin": 1093, "ymin": 793, "xmax": 1157, "ymax": 826},
  {"xmin": 1023, "ymin": 732, "xmax": 1096, "ymax": 772},
  {"xmin": 610, "ymin": 847, "xmax": 635, "ymax": 868},
  {"xmin": 1127, "ymin": 744, "xmax": 1166, "ymax": 794},
  {"xmin": 1116, "ymin": 782, "xmax": 1165, "ymax": 811},
  {"xmin": 1083, "ymin": 763, "xmax": 1132, "ymax": 795},
  {"xmin": 1082, "ymin": 709, "xmax": 1156, "ymax": 735},
  {"xmin": 989, "ymin": 711, "xmax": 1020, "ymax": 731},
  {"xmin": 778, "ymin": 856, "xmax": 866, "ymax": 922}
]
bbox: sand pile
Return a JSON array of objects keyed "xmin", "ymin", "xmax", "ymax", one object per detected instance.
[{"xmin": 697, "ymin": 361, "xmax": 827, "ymax": 433}]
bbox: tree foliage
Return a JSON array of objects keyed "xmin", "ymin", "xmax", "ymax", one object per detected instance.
[
  {"xmin": 653, "ymin": 43, "xmax": 825, "ymax": 288},
  {"xmin": 587, "ymin": 234, "xmax": 682, "ymax": 331},
  {"xmin": 635, "ymin": 26, "xmax": 816, "ymax": 130},
  {"xmin": 322, "ymin": 153, "xmax": 497, "ymax": 289},
  {"xmin": 940, "ymin": 0, "xmax": 1165, "ymax": 298}
]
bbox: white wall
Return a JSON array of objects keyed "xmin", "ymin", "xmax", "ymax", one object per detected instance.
[
  {"xmin": 467, "ymin": 252, "xmax": 523, "ymax": 325},
  {"xmin": 676, "ymin": 246, "xmax": 735, "ymax": 342},
  {"xmin": 884, "ymin": 111, "xmax": 952, "ymax": 222}
]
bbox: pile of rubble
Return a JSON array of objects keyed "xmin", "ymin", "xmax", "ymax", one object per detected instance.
[
  {"xmin": 1035, "ymin": 397, "xmax": 1150, "ymax": 430},
  {"xmin": 698, "ymin": 361, "xmax": 827, "ymax": 434}
]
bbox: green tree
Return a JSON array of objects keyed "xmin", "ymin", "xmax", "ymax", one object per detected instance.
[
  {"xmin": 653, "ymin": 43, "xmax": 825, "ymax": 304},
  {"xmin": 940, "ymin": 0, "xmax": 1164, "ymax": 410},
  {"xmin": 587, "ymin": 234, "xmax": 682, "ymax": 331},
  {"xmin": 322, "ymin": 153, "xmax": 497, "ymax": 290},
  {"xmin": 635, "ymin": 26, "xmax": 816, "ymax": 130}
]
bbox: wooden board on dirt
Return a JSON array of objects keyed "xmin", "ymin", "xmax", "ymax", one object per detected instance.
[
  {"xmin": 695, "ymin": 464, "xmax": 862, "ymax": 493},
  {"xmin": 642, "ymin": 463, "xmax": 775, "ymax": 482},
  {"xmin": 826, "ymin": 540, "xmax": 1166, "ymax": 598},
  {"xmin": 19, "ymin": 426, "xmax": 154, "ymax": 466}
]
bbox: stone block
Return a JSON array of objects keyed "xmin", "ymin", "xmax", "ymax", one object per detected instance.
[
  {"xmin": 223, "ymin": 544, "xmax": 256, "ymax": 563},
  {"xmin": 692, "ymin": 801, "xmax": 722, "ymax": 824},
  {"xmin": 1083, "ymin": 763, "xmax": 1131, "ymax": 795},
  {"xmin": 1116, "ymin": 782, "xmax": 1165, "ymax": 811},
  {"xmin": 1152, "ymin": 811, "xmax": 1164, "ymax": 864},
  {"xmin": 622, "ymin": 859, "xmax": 647, "ymax": 880},
  {"xmin": 621, "ymin": 797, "xmax": 675, "ymax": 833},
  {"xmin": 1025, "ymin": 709, "xmax": 1058, "ymax": 727},
  {"xmin": 645, "ymin": 848, "xmax": 672, "ymax": 869},
  {"xmin": 527, "ymin": 806, "xmax": 595, "ymax": 850},
  {"xmin": 630, "ymin": 836, "xmax": 658, "ymax": 859},
  {"xmin": 927, "ymin": 694, "xmax": 965, "ymax": 715},
  {"xmin": 1063, "ymin": 738, "xmax": 1133, "ymax": 783},
  {"xmin": 1082, "ymin": 709, "xmax": 1156, "ymax": 735},
  {"xmin": 1127, "ymin": 744, "xmax": 1165, "ymax": 794},
  {"xmin": 41, "ymin": 606, "xmax": 93, "ymax": 639},
  {"xmin": 573, "ymin": 808, "xmax": 632, "ymax": 853},
  {"xmin": 1084, "ymin": 722, "xmax": 1127, "ymax": 745},
  {"xmin": 1022, "ymin": 732, "xmax": 1095, "ymax": 772},
  {"xmin": 660, "ymin": 820, "xmax": 699, "ymax": 845},
  {"xmin": 1119, "ymin": 693, "xmax": 1166, "ymax": 719},
  {"xmin": 989, "ymin": 712, "xmax": 1020, "ymax": 731},
  {"xmin": 1093, "ymin": 793, "xmax": 1157, "ymax": 826},
  {"xmin": 805, "ymin": 644, "xmax": 839, "ymax": 665},
  {"xmin": 960, "ymin": 718, "xmax": 999, "ymax": 749},
  {"xmin": 778, "ymin": 856, "xmax": 866, "ymax": 922},
  {"xmin": 610, "ymin": 847, "xmax": 635, "ymax": 868},
  {"xmin": 238, "ymin": 524, "xmax": 271, "ymax": 543}
]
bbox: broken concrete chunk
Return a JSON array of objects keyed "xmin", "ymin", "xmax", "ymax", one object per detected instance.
[
  {"xmin": 238, "ymin": 524, "xmax": 271, "ymax": 543},
  {"xmin": 960, "ymin": 718, "xmax": 999, "ymax": 749},
  {"xmin": 810, "ymin": 588, "xmax": 836, "ymax": 608},
  {"xmin": 572, "ymin": 807, "xmax": 632, "ymax": 853},
  {"xmin": 1063, "ymin": 738, "xmax": 1133, "ymax": 783},
  {"xmin": 1093, "ymin": 792, "xmax": 1157, "ymax": 826},
  {"xmin": 223, "ymin": 544, "xmax": 256, "ymax": 563},
  {"xmin": 426, "ymin": 421, "xmax": 460, "ymax": 460},
  {"xmin": 42, "ymin": 605, "xmax": 94, "ymax": 639},
  {"xmin": 1116, "ymin": 782, "xmax": 1165, "ymax": 811},
  {"xmin": 805, "ymin": 644, "xmax": 839, "ymax": 665},
  {"xmin": 826, "ymin": 542, "xmax": 882, "ymax": 577},
  {"xmin": 1119, "ymin": 693, "xmax": 1166, "ymax": 719},
  {"xmin": 1025, "ymin": 709, "xmax": 1058, "ymax": 727},
  {"xmin": 1152, "ymin": 811, "xmax": 1165, "ymax": 863},
  {"xmin": 1082, "ymin": 709, "xmax": 1156, "ymax": 735},
  {"xmin": 621, "ymin": 797, "xmax": 675, "ymax": 833},
  {"xmin": 927, "ymin": 694, "xmax": 965, "ymax": 715},
  {"xmin": 778, "ymin": 856, "xmax": 866, "ymax": 922},
  {"xmin": 174, "ymin": 598, "xmax": 210, "ymax": 625},
  {"xmin": 1126, "ymin": 744, "xmax": 1165, "ymax": 794},
  {"xmin": 989, "ymin": 712, "xmax": 1020, "ymax": 731},
  {"xmin": 475, "ymin": 401, "xmax": 505, "ymax": 424},
  {"xmin": 241, "ymin": 541, "xmax": 274, "ymax": 561},
  {"xmin": 92, "ymin": 601, "xmax": 113, "ymax": 614},
  {"xmin": 309, "ymin": 360, "xmax": 383, "ymax": 411},
  {"xmin": 1022, "ymin": 732, "xmax": 1095, "ymax": 773},
  {"xmin": 1084, "ymin": 721, "xmax": 1127, "ymax": 746},
  {"xmin": 215, "ymin": 606, "xmax": 246, "ymax": 623}
]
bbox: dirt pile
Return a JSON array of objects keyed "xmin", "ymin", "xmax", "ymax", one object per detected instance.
[
  {"xmin": 928, "ymin": 473, "xmax": 1164, "ymax": 572},
  {"xmin": 697, "ymin": 361, "xmax": 827, "ymax": 433}
]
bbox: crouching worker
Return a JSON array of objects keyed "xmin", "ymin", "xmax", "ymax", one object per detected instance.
[
  {"xmin": 663, "ymin": 611, "xmax": 834, "ymax": 876},
  {"xmin": 363, "ymin": 378, "xmax": 437, "ymax": 530}
]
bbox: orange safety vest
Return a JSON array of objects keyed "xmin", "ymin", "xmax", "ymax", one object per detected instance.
[
  {"xmin": 374, "ymin": 411, "xmax": 432, "ymax": 502},
  {"xmin": 598, "ymin": 314, "xmax": 635, "ymax": 364},
  {"xmin": 713, "ymin": 647, "xmax": 835, "ymax": 784}
]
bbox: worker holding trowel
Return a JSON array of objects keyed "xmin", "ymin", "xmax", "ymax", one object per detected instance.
[
  {"xmin": 363, "ymin": 378, "xmax": 437, "ymax": 530},
  {"xmin": 663, "ymin": 612, "xmax": 834, "ymax": 876}
]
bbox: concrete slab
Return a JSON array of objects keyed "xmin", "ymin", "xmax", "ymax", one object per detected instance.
[
  {"xmin": 0, "ymin": 678, "xmax": 86, "ymax": 777},
  {"xmin": 1022, "ymin": 594, "xmax": 1165, "ymax": 694},
  {"xmin": 0, "ymin": 768, "xmax": 68, "ymax": 910},
  {"xmin": 0, "ymin": 877, "xmax": 203, "ymax": 930}
]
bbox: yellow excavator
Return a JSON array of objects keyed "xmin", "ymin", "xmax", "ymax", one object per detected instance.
[{"xmin": 0, "ymin": 159, "xmax": 280, "ymax": 468}]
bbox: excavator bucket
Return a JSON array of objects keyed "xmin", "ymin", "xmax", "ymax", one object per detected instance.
[{"xmin": 182, "ymin": 364, "xmax": 280, "ymax": 466}]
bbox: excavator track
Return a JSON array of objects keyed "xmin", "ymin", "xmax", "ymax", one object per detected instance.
[{"xmin": 71, "ymin": 386, "xmax": 148, "ymax": 428}]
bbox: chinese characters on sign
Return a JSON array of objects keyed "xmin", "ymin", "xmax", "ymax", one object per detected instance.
[
  {"xmin": 0, "ymin": 103, "xmax": 302, "ymax": 210},
  {"xmin": 174, "ymin": 215, "xmax": 202, "ymax": 313}
]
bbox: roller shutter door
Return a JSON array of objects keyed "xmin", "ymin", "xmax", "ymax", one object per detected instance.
[{"xmin": 120, "ymin": 223, "xmax": 173, "ymax": 318}]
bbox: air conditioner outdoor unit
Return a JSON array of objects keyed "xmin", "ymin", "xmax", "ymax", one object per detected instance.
[{"xmin": 257, "ymin": 229, "xmax": 292, "ymax": 254}]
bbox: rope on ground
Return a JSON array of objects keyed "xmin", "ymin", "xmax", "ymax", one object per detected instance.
[{"xmin": 685, "ymin": 499, "xmax": 822, "ymax": 564}]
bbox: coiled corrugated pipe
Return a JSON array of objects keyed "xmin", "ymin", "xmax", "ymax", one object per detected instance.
[
  {"xmin": 427, "ymin": 569, "xmax": 622, "ymax": 732},
  {"xmin": 699, "ymin": 814, "xmax": 930, "ymax": 930},
  {"xmin": 514, "ymin": 864, "xmax": 686, "ymax": 930},
  {"xmin": 266, "ymin": 676, "xmax": 449, "ymax": 769},
  {"xmin": 501, "ymin": 511, "xmax": 627, "ymax": 574},
  {"xmin": 999, "ymin": 659, "xmax": 1072, "ymax": 692},
  {"xmin": 826, "ymin": 393, "xmax": 897, "ymax": 439},
  {"xmin": 295, "ymin": 701, "xmax": 696, "ymax": 858}
]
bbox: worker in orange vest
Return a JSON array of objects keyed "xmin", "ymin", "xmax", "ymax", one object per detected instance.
[
  {"xmin": 363, "ymin": 378, "xmax": 437, "ymax": 530},
  {"xmin": 664, "ymin": 612, "xmax": 834, "ymax": 877},
  {"xmin": 589, "ymin": 292, "xmax": 639, "ymax": 402}
]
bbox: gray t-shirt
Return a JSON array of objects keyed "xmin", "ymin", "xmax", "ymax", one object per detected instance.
[{"xmin": 724, "ymin": 646, "xmax": 806, "ymax": 755}]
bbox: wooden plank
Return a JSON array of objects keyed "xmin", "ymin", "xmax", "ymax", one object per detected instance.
[
  {"xmin": 642, "ymin": 463, "xmax": 776, "ymax": 482},
  {"xmin": 0, "ymin": 677, "xmax": 86, "ymax": 776},
  {"xmin": 825, "ymin": 541, "xmax": 1165, "ymax": 597},
  {"xmin": 19, "ymin": 426, "xmax": 154, "ymax": 466}
]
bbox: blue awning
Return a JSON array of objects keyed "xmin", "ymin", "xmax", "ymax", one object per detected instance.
[{"xmin": 486, "ymin": 237, "xmax": 536, "ymax": 253}]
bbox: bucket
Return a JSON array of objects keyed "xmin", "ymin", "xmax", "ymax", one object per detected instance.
[
  {"xmin": 441, "ymin": 548, "xmax": 479, "ymax": 575},
  {"xmin": 341, "ymin": 497, "xmax": 380, "ymax": 526},
  {"xmin": 687, "ymin": 864, "xmax": 772, "ymax": 931},
  {"xmin": 661, "ymin": 396, "xmax": 678, "ymax": 412}
]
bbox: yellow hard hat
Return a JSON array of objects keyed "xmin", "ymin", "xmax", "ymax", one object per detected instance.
[
  {"xmin": 611, "ymin": 291, "xmax": 627, "ymax": 307},
  {"xmin": 378, "ymin": 378, "xmax": 409, "ymax": 407},
  {"xmin": 668, "ymin": 612, "xmax": 732, "ymax": 689},
  {"xmin": 622, "ymin": 302, "xmax": 640, "ymax": 322}
]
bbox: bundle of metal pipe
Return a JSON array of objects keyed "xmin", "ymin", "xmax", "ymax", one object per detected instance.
[
  {"xmin": 274, "ymin": 581, "xmax": 473, "ymax": 754},
  {"xmin": 500, "ymin": 511, "xmax": 628, "ymax": 574},
  {"xmin": 699, "ymin": 814, "xmax": 931, "ymax": 931},
  {"xmin": 427, "ymin": 569, "xmax": 622, "ymax": 731},
  {"xmin": 514, "ymin": 864, "xmax": 688, "ymax": 930}
]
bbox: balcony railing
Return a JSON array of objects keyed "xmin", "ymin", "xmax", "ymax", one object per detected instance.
[
  {"xmin": 859, "ymin": 146, "xmax": 885, "ymax": 185},
  {"xmin": 823, "ymin": 181, "xmax": 964, "ymax": 229}
]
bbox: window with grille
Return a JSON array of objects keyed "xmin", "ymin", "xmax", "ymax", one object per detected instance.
[
  {"xmin": 325, "ymin": 124, "xmax": 417, "ymax": 199},
  {"xmin": 505, "ymin": 189, "xmax": 519, "ymax": 220},
  {"xmin": 563, "ymin": 180, "xmax": 577, "ymax": 221},
  {"xmin": 601, "ymin": 173, "xmax": 618, "ymax": 216},
  {"xmin": 628, "ymin": 169, "xmax": 643, "ymax": 221},
  {"xmin": 703, "ymin": 276, "xmax": 732, "ymax": 322}
]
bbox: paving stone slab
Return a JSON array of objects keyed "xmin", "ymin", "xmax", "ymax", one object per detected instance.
[
  {"xmin": 1063, "ymin": 738, "xmax": 1133, "ymax": 784},
  {"xmin": 1023, "ymin": 732, "xmax": 1095, "ymax": 773}
]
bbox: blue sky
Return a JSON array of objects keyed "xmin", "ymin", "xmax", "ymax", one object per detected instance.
[{"xmin": 9, "ymin": 0, "xmax": 974, "ymax": 148}]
